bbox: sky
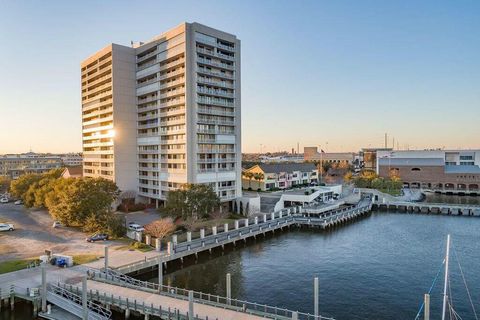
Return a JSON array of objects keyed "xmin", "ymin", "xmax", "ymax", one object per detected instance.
[{"xmin": 0, "ymin": 0, "xmax": 479, "ymax": 154}]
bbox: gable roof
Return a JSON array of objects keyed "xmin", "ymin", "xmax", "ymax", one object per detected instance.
[
  {"xmin": 255, "ymin": 163, "xmax": 316, "ymax": 174},
  {"xmin": 62, "ymin": 166, "xmax": 83, "ymax": 178}
]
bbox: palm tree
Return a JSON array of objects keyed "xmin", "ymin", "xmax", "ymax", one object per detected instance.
[
  {"xmin": 253, "ymin": 172, "xmax": 265, "ymax": 190},
  {"xmin": 242, "ymin": 171, "xmax": 254, "ymax": 189}
]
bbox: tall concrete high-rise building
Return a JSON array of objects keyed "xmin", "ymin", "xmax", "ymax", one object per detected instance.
[{"xmin": 81, "ymin": 22, "xmax": 242, "ymax": 207}]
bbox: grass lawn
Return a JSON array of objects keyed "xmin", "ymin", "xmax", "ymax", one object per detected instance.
[
  {"xmin": 0, "ymin": 258, "xmax": 40, "ymax": 274},
  {"xmin": 72, "ymin": 254, "xmax": 99, "ymax": 266}
]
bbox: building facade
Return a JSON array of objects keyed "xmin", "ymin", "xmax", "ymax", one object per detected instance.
[
  {"xmin": 60, "ymin": 153, "xmax": 83, "ymax": 167},
  {"xmin": 82, "ymin": 22, "xmax": 241, "ymax": 206},
  {"xmin": 0, "ymin": 152, "xmax": 63, "ymax": 179},
  {"xmin": 377, "ymin": 150, "xmax": 480, "ymax": 193},
  {"xmin": 304, "ymin": 147, "xmax": 356, "ymax": 165},
  {"xmin": 242, "ymin": 163, "xmax": 318, "ymax": 191}
]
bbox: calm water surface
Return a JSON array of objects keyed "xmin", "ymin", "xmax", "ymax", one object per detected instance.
[{"xmin": 147, "ymin": 212, "xmax": 480, "ymax": 320}]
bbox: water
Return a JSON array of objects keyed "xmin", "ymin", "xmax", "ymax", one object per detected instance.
[
  {"xmin": 146, "ymin": 212, "xmax": 480, "ymax": 320},
  {"xmin": 424, "ymin": 193, "xmax": 480, "ymax": 205}
]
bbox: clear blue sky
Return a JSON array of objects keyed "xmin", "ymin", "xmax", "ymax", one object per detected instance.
[{"xmin": 1, "ymin": 0, "xmax": 479, "ymax": 153}]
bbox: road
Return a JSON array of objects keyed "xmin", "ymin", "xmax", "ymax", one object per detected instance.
[{"xmin": 0, "ymin": 203, "xmax": 160, "ymax": 262}]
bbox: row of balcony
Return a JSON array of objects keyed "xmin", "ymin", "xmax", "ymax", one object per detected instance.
[
  {"xmin": 197, "ymin": 68, "xmax": 234, "ymax": 80},
  {"xmin": 197, "ymin": 118, "xmax": 235, "ymax": 126},
  {"xmin": 197, "ymin": 77, "xmax": 234, "ymax": 89},
  {"xmin": 197, "ymin": 107, "xmax": 235, "ymax": 117},
  {"xmin": 197, "ymin": 87, "xmax": 234, "ymax": 98},
  {"xmin": 196, "ymin": 48, "xmax": 235, "ymax": 61},
  {"xmin": 197, "ymin": 97, "xmax": 234, "ymax": 107},
  {"xmin": 197, "ymin": 57, "xmax": 234, "ymax": 71}
]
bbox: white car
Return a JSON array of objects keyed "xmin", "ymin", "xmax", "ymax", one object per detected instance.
[
  {"xmin": 128, "ymin": 224, "xmax": 145, "ymax": 232},
  {"xmin": 52, "ymin": 221, "xmax": 62, "ymax": 228},
  {"xmin": 0, "ymin": 223, "xmax": 14, "ymax": 231},
  {"xmin": 14, "ymin": 200, "xmax": 23, "ymax": 205},
  {"xmin": 0, "ymin": 198, "xmax": 8, "ymax": 203}
]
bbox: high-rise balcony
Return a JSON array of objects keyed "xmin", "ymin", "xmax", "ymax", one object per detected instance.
[
  {"xmin": 197, "ymin": 97, "xmax": 234, "ymax": 107},
  {"xmin": 138, "ymin": 113, "xmax": 158, "ymax": 121},
  {"xmin": 196, "ymin": 48, "xmax": 235, "ymax": 61},
  {"xmin": 159, "ymin": 118, "xmax": 185, "ymax": 126},
  {"xmin": 160, "ymin": 88, "xmax": 185, "ymax": 99},
  {"xmin": 137, "ymin": 49, "xmax": 158, "ymax": 63},
  {"xmin": 197, "ymin": 58, "xmax": 234, "ymax": 71},
  {"xmin": 160, "ymin": 57, "xmax": 185, "ymax": 71},
  {"xmin": 197, "ymin": 78, "xmax": 234, "ymax": 89},
  {"xmin": 159, "ymin": 106, "xmax": 185, "ymax": 117},
  {"xmin": 197, "ymin": 118, "xmax": 235, "ymax": 126},
  {"xmin": 138, "ymin": 122, "xmax": 159, "ymax": 130},
  {"xmin": 197, "ymin": 107, "xmax": 235, "ymax": 117},
  {"xmin": 196, "ymin": 69, "xmax": 234, "ymax": 80},
  {"xmin": 161, "ymin": 97, "xmax": 185, "ymax": 108},
  {"xmin": 160, "ymin": 77, "xmax": 185, "ymax": 90},
  {"xmin": 197, "ymin": 88, "xmax": 234, "ymax": 98},
  {"xmin": 159, "ymin": 69, "xmax": 185, "ymax": 80}
]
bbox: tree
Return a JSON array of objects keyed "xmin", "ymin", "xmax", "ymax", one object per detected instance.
[
  {"xmin": 321, "ymin": 161, "xmax": 332, "ymax": 176},
  {"xmin": 10, "ymin": 174, "xmax": 42, "ymax": 199},
  {"xmin": 0, "ymin": 176, "xmax": 11, "ymax": 193},
  {"xmin": 144, "ymin": 218, "xmax": 175, "ymax": 241},
  {"xmin": 242, "ymin": 171, "xmax": 254, "ymax": 189},
  {"xmin": 253, "ymin": 172, "xmax": 264, "ymax": 190},
  {"xmin": 165, "ymin": 184, "xmax": 220, "ymax": 221},
  {"xmin": 45, "ymin": 177, "xmax": 119, "ymax": 228}
]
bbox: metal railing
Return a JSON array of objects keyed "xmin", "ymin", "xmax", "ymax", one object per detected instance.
[
  {"xmin": 48, "ymin": 283, "xmax": 111, "ymax": 320},
  {"xmin": 87, "ymin": 268, "xmax": 334, "ymax": 320}
]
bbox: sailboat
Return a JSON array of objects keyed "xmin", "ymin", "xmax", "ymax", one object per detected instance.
[{"xmin": 415, "ymin": 234, "xmax": 478, "ymax": 320}]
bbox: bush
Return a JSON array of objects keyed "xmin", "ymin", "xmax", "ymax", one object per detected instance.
[
  {"xmin": 248, "ymin": 187, "xmax": 252, "ymax": 191},
  {"xmin": 117, "ymin": 202, "xmax": 146, "ymax": 213},
  {"xmin": 304, "ymin": 191, "xmax": 310, "ymax": 195},
  {"xmin": 257, "ymin": 188, "xmax": 261, "ymax": 192}
]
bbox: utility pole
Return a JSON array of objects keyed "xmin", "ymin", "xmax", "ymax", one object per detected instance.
[
  {"xmin": 314, "ymin": 276, "xmax": 319, "ymax": 318},
  {"xmin": 384, "ymin": 133, "xmax": 387, "ymax": 149}
]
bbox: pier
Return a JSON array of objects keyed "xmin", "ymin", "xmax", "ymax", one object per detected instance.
[
  {"xmin": 373, "ymin": 201, "xmax": 480, "ymax": 216},
  {"xmin": 116, "ymin": 199, "xmax": 373, "ymax": 275}
]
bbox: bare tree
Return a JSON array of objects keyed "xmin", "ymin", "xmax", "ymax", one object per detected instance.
[{"xmin": 144, "ymin": 218, "xmax": 176, "ymax": 241}]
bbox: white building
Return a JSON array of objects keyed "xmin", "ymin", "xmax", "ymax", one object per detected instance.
[{"xmin": 82, "ymin": 22, "xmax": 241, "ymax": 208}]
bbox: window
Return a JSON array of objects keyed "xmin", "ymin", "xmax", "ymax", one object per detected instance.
[
  {"xmin": 460, "ymin": 155, "xmax": 474, "ymax": 160},
  {"xmin": 411, "ymin": 168, "xmax": 421, "ymax": 171}
]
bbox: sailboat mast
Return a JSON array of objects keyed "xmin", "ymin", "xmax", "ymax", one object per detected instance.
[{"xmin": 441, "ymin": 234, "xmax": 451, "ymax": 320}]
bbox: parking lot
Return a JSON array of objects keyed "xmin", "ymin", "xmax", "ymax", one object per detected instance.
[{"xmin": 0, "ymin": 203, "xmax": 160, "ymax": 262}]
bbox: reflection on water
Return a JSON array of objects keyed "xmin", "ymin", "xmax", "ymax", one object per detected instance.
[
  {"xmin": 147, "ymin": 213, "xmax": 480, "ymax": 320},
  {"xmin": 424, "ymin": 192, "xmax": 480, "ymax": 205}
]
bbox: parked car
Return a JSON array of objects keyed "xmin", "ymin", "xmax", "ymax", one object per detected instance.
[
  {"xmin": 52, "ymin": 221, "xmax": 62, "ymax": 228},
  {"xmin": 14, "ymin": 200, "xmax": 23, "ymax": 205},
  {"xmin": 0, "ymin": 223, "xmax": 15, "ymax": 231},
  {"xmin": 128, "ymin": 224, "xmax": 145, "ymax": 232},
  {"xmin": 86, "ymin": 233, "xmax": 109, "ymax": 242},
  {"xmin": 0, "ymin": 198, "xmax": 8, "ymax": 203}
]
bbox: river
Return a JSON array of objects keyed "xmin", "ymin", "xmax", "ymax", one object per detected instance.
[{"xmin": 143, "ymin": 212, "xmax": 480, "ymax": 320}]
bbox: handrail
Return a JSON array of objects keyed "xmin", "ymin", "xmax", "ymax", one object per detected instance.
[
  {"xmin": 87, "ymin": 268, "xmax": 334, "ymax": 320},
  {"xmin": 48, "ymin": 283, "xmax": 111, "ymax": 320}
]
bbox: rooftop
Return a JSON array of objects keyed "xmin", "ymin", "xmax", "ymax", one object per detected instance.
[{"xmin": 255, "ymin": 163, "xmax": 316, "ymax": 173}]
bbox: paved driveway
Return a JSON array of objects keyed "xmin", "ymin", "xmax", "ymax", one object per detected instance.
[{"xmin": 0, "ymin": 203, "xmax": 119, "ymax": 262}]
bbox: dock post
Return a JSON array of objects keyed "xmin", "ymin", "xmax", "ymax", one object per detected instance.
[
  {"xmin": 263, "ymin": 214, "xmax": 267, "ymax": 223},
  {"xmin": 212, "ymin": 226, "xmax": 217, "ymax": 236},
  {"xmin": 291, "ymin": 311, "xmax": 298, "ymax": 320},
  {"xmin": 271, "ymin": 212, "xmax": 275, "ymax": 221},
  {"xmin": 187, "ymin": 232, "xmax": 192, "ymax": 242},
  {"xmin": 254, "ymin": 216, "xmax": 258, "ymax": 225},
  {"xmin": 104, "ymin": 245, "xmax": 109, "ymax": 271},
  {"xmin": 9, "ymin": 289, "xmax": 14, "ymax": 311},
  {"xmin": 244, "ymin": 218, "xmax": 249, "ymax": 227},
  {"xmin": 224, "ymin": 223, "xmax": 229, "ymax": 233},
  {"xmin": 125, "ymin": 308, "xmax": 130, "ymax": 319},
  {"xmin": 200, "ymin": 229, "xmax": 205, "ymax": 239},
  {"xmin": 226, "ymin": 273, "xmax": 231, "ymax": 305},
  {"xmin": 188, "ymin": 290, "xmax": 194, "ymax": 320},
  {"xmin": 424, "ymin": 293, "xmax": 430, "ymax": 320},
  {"xmin": 158, "ymin": 257, "xmax": 163, "ymax": 288},
  {"xmin": 82, "ymin": 276, "xmax": 88, "ymax": 320},
  {"xmin": 172, "ymin": 234, "xmax": 178, "ymax": 245},
  {"xmin": 234, "ymin": 220, "xmax": 239, "ymax": 230},
  {"xmin": 167, "ymin": 242, "xmax": 173, "ymax": 255},
  {"xmin": 41, "ymin": 265, "xmax": 47, "ymax": 313},
  {"xmin": 155, "ymin": 238, "xmax": 161, "ymax": 252},
  {"xmin": 314, "ymin": 276, "xmax": 319, "ymax": 318}
]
